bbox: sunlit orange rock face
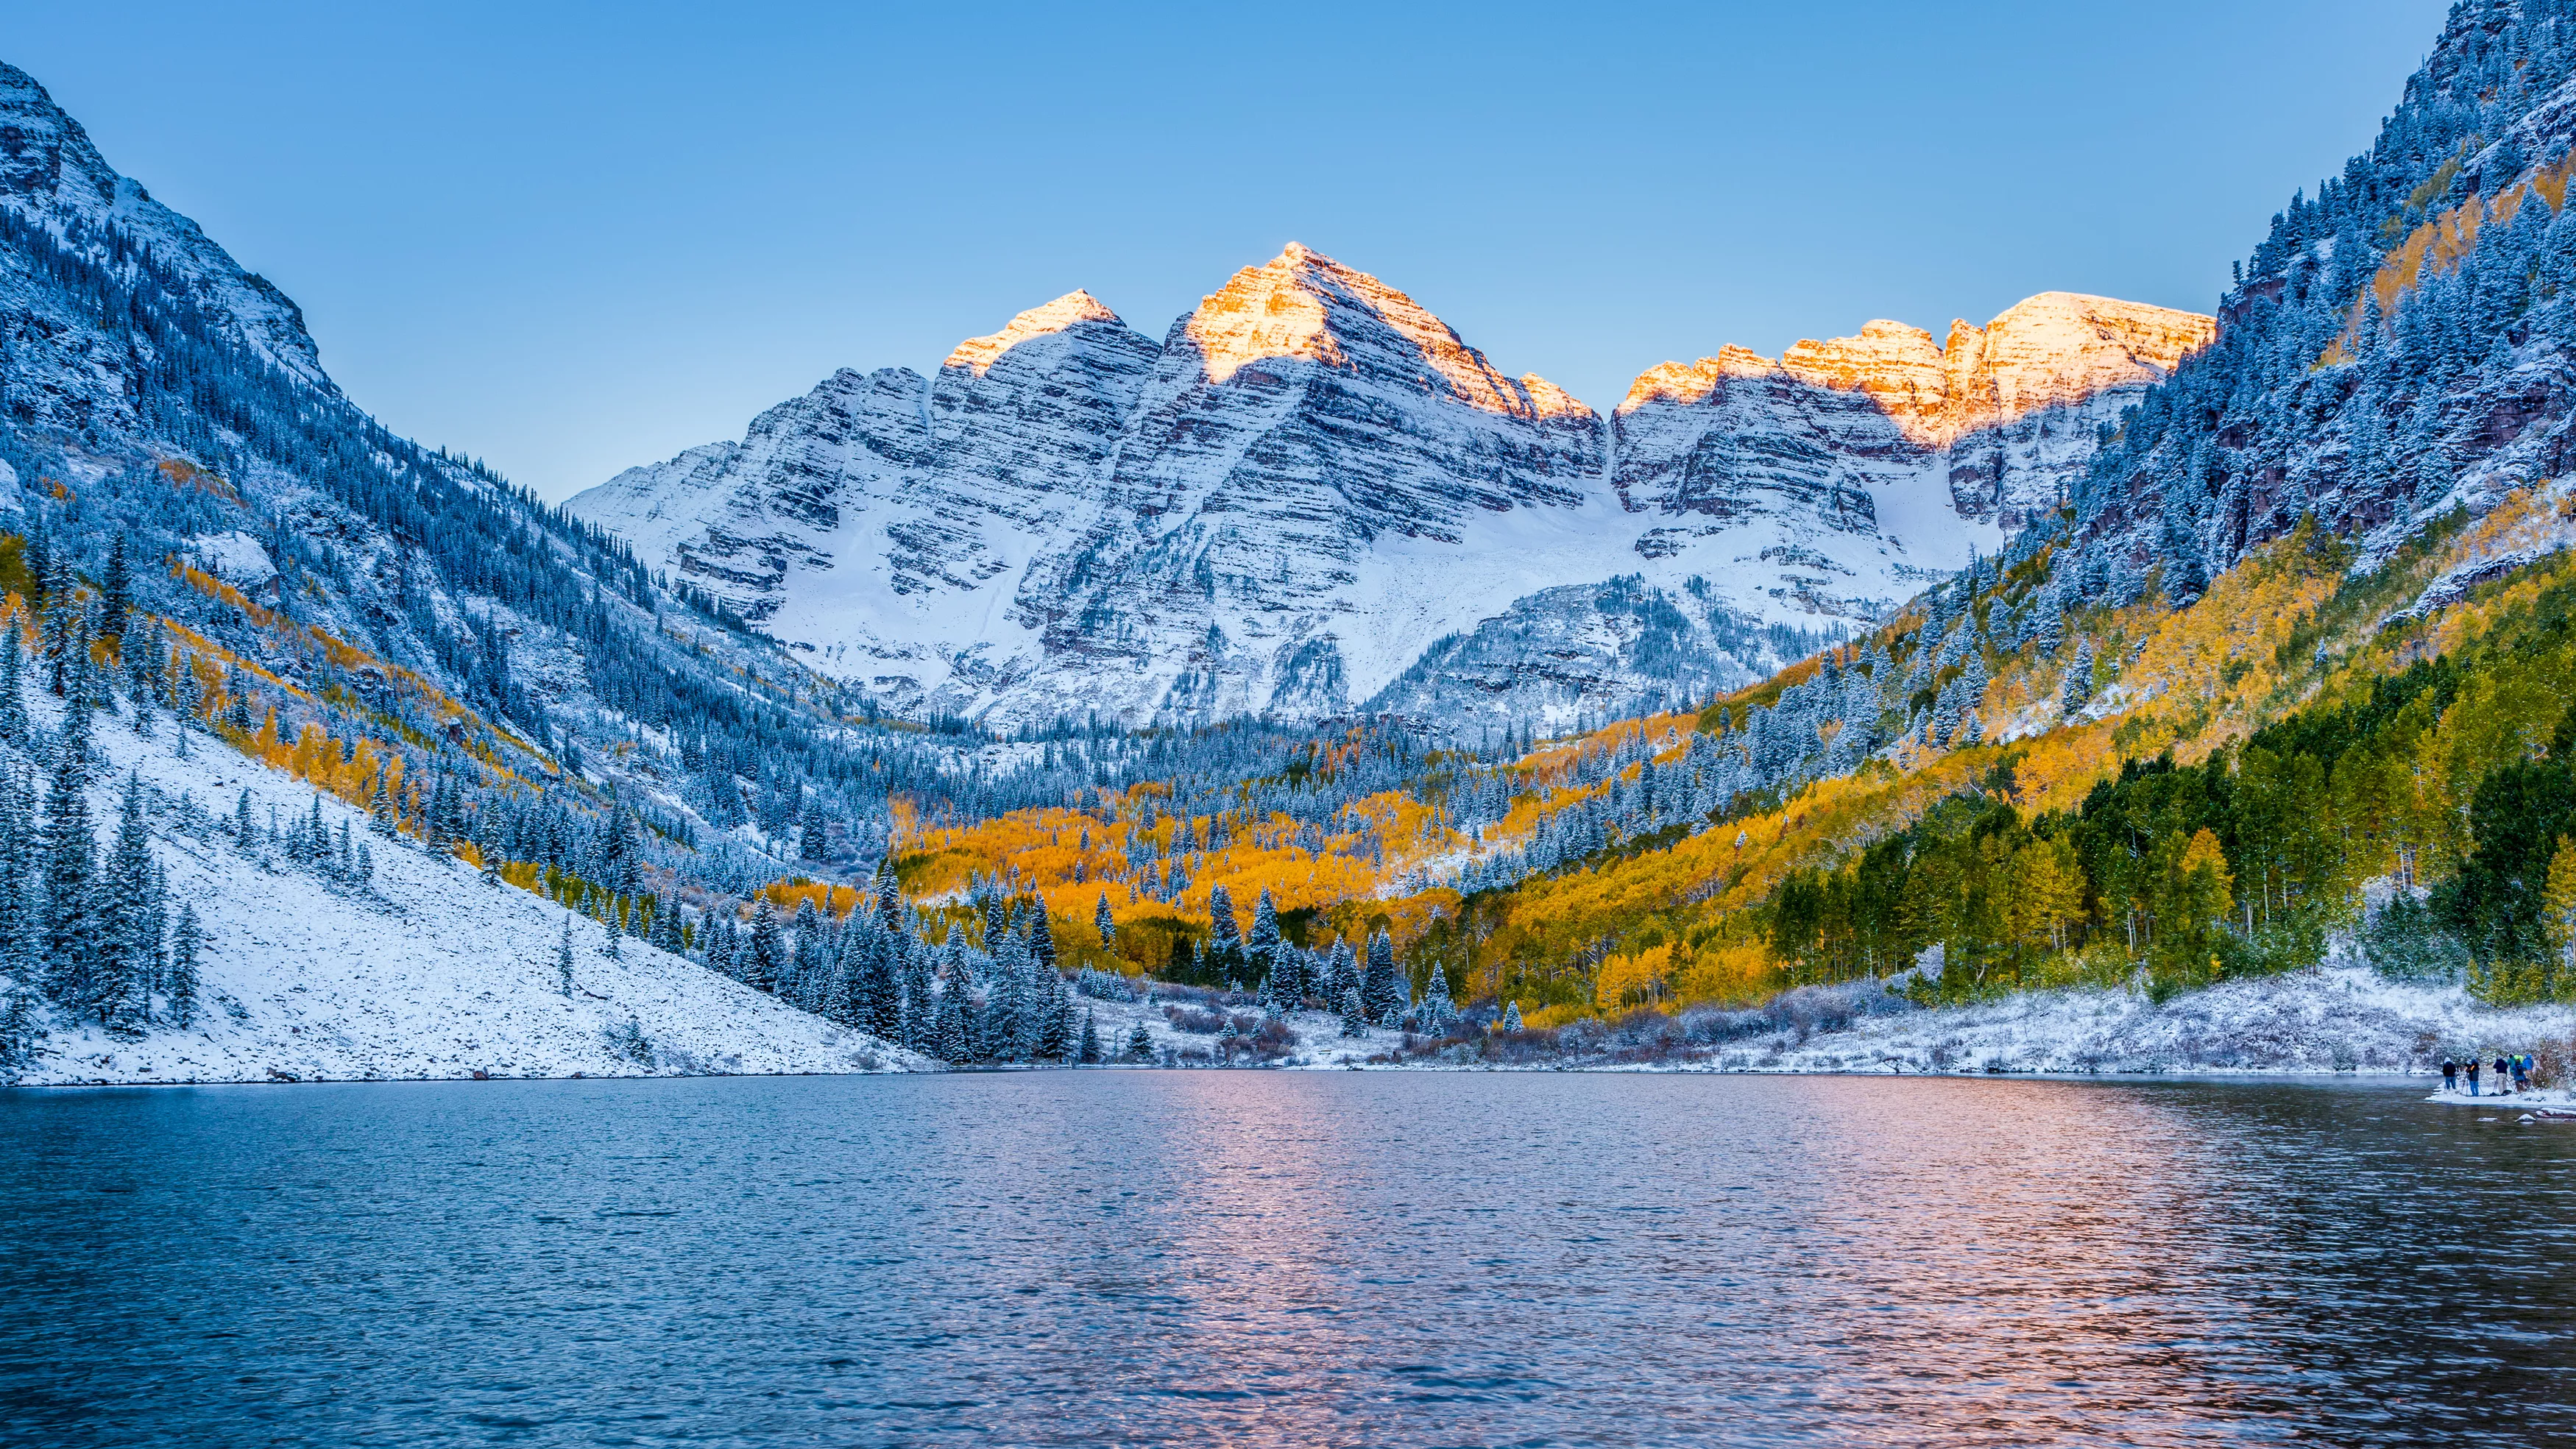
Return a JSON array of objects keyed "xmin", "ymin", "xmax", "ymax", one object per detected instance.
[
  {"xmin": 1616, "ymin": 294, "xmax": 2214, "ymax": 531},
  {"xmin": 1180, "ymin": 241, "xmax": 1589, "ymax": 421},
  {"xmin": 1627, "ymin": 295, "xmax": 2212, "ymax": 446}
]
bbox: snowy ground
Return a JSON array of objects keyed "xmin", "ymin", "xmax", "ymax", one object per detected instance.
[
  {"xmin": 2423, "ymin": 1086, "xmax": 2576, "ymax": 1113},
  {"xmin": 18, "ymin": 706, "xmax": 930, "ymax": 1087},
  {"xmin": 1738, "ymin": 967, "xmax": 2576, "ymax": 1077},
  {"xmin": 1083, "ymin": 967, "xmax": 2576, "ymax": 1077}
]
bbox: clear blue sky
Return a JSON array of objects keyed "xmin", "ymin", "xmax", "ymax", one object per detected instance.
[{"xmin": 4, "ymin": 0, "xmax": 2449, "ymax": 500}]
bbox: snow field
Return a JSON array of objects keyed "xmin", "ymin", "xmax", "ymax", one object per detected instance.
[{"xmin": 21, "ymin": 701, "xmax": 932, "ymax": 1086}]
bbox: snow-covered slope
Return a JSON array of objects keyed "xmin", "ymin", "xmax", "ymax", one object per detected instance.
[
  {"xmin": 573, "ymin": 257, "xmax": 2207, "ymax": 729},
  {"xmin": 21, "ymin": 703, "xmax": 930, "ymax": 1086}
]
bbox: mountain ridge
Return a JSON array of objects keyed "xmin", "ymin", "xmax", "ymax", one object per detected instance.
[{"xmin": 573, "ymin": 249, "xmax": 2208, "ymax": 730}]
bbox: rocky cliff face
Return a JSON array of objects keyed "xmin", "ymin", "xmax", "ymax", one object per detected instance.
[
  {"xmin": 573, "ymin": 255, "xmax": 2209, "ymax": 729},
  {"xmin": 1613, "ymin": 294, "xmax": 2214, "ymax": 543}
]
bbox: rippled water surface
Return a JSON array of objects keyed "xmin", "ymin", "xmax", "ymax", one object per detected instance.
[{"xmin": 2, "ymin": 1072, "xmax": 2570, "ymax": 1446}]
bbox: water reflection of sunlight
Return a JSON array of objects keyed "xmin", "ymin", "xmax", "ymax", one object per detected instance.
[{"xmin": 1772, "ymin": 1078, "xmax": 2282, "ymax": 1439}]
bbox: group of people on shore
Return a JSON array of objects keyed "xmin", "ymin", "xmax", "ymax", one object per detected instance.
[{"xmin": 2440, "ymin": 1054, "xmax": 2536, "ymax": 1095}]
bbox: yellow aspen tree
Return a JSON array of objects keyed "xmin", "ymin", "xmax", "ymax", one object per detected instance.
[{"xmin": 2544, "ymin": 837, "xmax": 2576, "ymax": 971}]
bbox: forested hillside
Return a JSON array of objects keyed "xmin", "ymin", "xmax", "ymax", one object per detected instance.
[{"xmin": 857, "ymin": 1, "xmax": 2576, "ymax": 1054}]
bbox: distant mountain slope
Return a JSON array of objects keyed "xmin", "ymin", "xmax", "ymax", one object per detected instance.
[{"xmin": 573, "ymin": 255, "xmax": 2207, "ymax": 731}]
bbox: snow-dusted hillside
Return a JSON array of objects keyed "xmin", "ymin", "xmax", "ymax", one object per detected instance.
[
  {"xmin": 0, "ymin": 61, "xmax": 328, "ymax": 403},
  {"xmin": 1735, "ymin": 968, "xmax": 2576, "ymax": 1077},
  {"xmin": 18, "ymin": 702, "xmax": 929, "ymax": 1086},
  {"xmin": 572, "ymin": 254, "xmax": 2209, "ymax": 731}
]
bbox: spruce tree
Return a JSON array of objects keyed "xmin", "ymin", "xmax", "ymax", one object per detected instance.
[
  {"xmin": 745, "ymin": 899, "xmax": 786, "ymax": 993},
  {"xmin": 0, "ymin": 629, "xmax": 26, "ymax": 747},
  {"xmin": 556, "ymin": 913, "xmax": 576, "ymax": 996},
  {"xmin": 935, "ymin": 982, "xmax": 970, "ymax": 1063},
  {"xmin": 1125, "ymin": 1020, "xmax": 1153, "ymax": 1060},
  {"xmin": 1364, "ymin": 929, "xmax": 1401, "ymax": 1024},
  {"xmin": 604, "ymin": 895, "xmax": 623, "ymax": 961},
  {"xmin": 1078, "ymin": 1008, "xmax": 1103, "ymax": 1065},
  {"xmin": 2062, "ymin": 639, "xmax": 2096, "ymax": 717},
  {"xmin": 1029, "ymin": 899, "xmax": 1058, "ymax": 973},
  {"xmin": 863, "ymin": 934, "xmax": 903, "ymax": 1039},
  {"xmin": 99, "ymin": 535, "xmax": 130, "ymax": 642},
  {"xmin": 1094, "ymin": 892, "xmax": 1115, "ymax": 949},
  {"xmin": 797, "ymin": 796, "xmax": 829, "ymax": 864},
  {"xmin": 1208, "ymin": 885, "xmax": 1241, "ymax": 959},
  {"xmin": 99, "ymin": 776, "xmax": 155, "ymax": 1035},
  {"xmin": 0, "ymin": 979, "xmax": 40, "ymax": 1080},
  {"xmin": 368, "ymin": 774, "xmax": 397, "ymax": 837},
  {"xmin": 40, "ymin": 708, "xmax": 98, "ymax": 1014},
  {"xmin": 166, "ymin": 903, "xmax": 202, "ymax": 1029},
  {"xmin": 1337, "ymin": 988, "xmax": 1365, "ymax": 1038},
  {"xmin": 1247, "ymin": 888, "xmax": 1281, "ymax": 993}
]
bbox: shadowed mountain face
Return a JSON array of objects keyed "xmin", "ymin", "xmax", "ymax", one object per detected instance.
[{"xmin": 573, "ymin": 252, "xmax": 2208, "ymax": 731}]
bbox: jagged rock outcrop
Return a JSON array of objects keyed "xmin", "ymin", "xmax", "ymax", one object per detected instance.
[
  {"xmin": 1002, "ymin": 244, "xmax": 1612, "ymax": 723},
  {"xmin": 1613, "ymin": 295, "xmax": 2214, "ymax": 545},
  {"xmin": 572, "ymin": 292, "xmax": 1160, "ymax": 702},
  {"xmin": 574, "ymin": 253, "xmax": 2209, "ymax": 729}
]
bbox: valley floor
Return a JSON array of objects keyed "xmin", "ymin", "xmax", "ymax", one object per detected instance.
[
  {"xmin": 1717, "ymin": 968, "xmax": 2575, "ymax": 1077},
  {"xmin": 1117, "ymin": 967, "xmax": 2576, "ymax": 1079}
]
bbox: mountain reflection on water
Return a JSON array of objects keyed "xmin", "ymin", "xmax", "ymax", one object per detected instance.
[{"xmin": 1, "ymin": 1073, "xmax": 2566, "ymax": 1447}]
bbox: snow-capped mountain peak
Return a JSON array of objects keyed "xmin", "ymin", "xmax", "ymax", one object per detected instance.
[
  {"xmin": 571, "ymin": 252, "xmax": 2208, "ymax": 729},
  {"xmin": 944, "ymin": 289, "xmax": 1127, "ymax": 375},
  {"xmin": 1177, "ymin": 242, "xmax": 1576, "ymax": 419}
]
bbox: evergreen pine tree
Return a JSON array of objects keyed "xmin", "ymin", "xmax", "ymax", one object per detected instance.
[
  {"xmin": 1094, "ymin": 892, "xmax": 1115, "ymax": 949},
  {"xmin": 935, "ymin": 982, "xmax": 970, "ymax": 1062},
  {"xmin": 0, "ymin": 979, "xmax": 40, "ymax": 1081},
  {"xmin": 556, "ymin": 913, "xmax": 576, "ymax": 996},
  {"xmin": 745, "ymin": 899, "xmax": 785, "ymax": 993},
  {"xmin": 0, "ymin": 764, "xmax": 26, "ymax": 985},
  {"xmin": 604, "ymin": 894, "xmax": 623, "ymax": 960},
  {"xmin": 99, "ymin": 775, "xmax": 155, "ymax": 1036},
  {"xmin": 0, "ymin": 628, "xmax": 24, "ymax": 747},
  {"xmin": 1337, "ymin": 987, "xmax": 1365, "ymax": 1038},
  {"xmin": 1078, "ymin": 1008, "xmax": 1103, "ymax": 1065},
  {"xmin": 2062, "ymin": 639, "xmax": 2096, "ymax": 716},
  {"xmin": 40, "ymin": 708, "xmax": 98, "ymax": 1014},
  {"xmin": 166, "ymin": 903, "xmax": 202, "ymax": 1029},
  {"xmin": 40, "ymin": 595, "xmax": 70, "ymax": 697},
  {"xmin": 368, "ymin": 773, "xmax": 397, "ymax": 837},
  {"xmin": 1029, "ymin": 899, "xmax": 1058, "ymax": 973},
  {"xmin": 1125, "ymin": 1020, "xmax": 1153, "ymax": 1060},
  {"xmin": 1363, "ymin": 929, "xmax": 1401, "ymax": 1024},
  {"xmin": 797, "ymin": 795, "xmax": 829, "ymax": 864},
  {"xmin": 1207, "ymin": 885, "xmax": 1241, "ymax": 959},
  {"xmin": 1248, "ymin": 888, "xmax": 1282, "ymax": 993},
  {"xmin": 1500, "ymin": 1000, "xmax": 1524, "ymax": 1032},
  {"xmin": 99, "ymin": 535, "xmax": 130, "ymax": 642}
]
